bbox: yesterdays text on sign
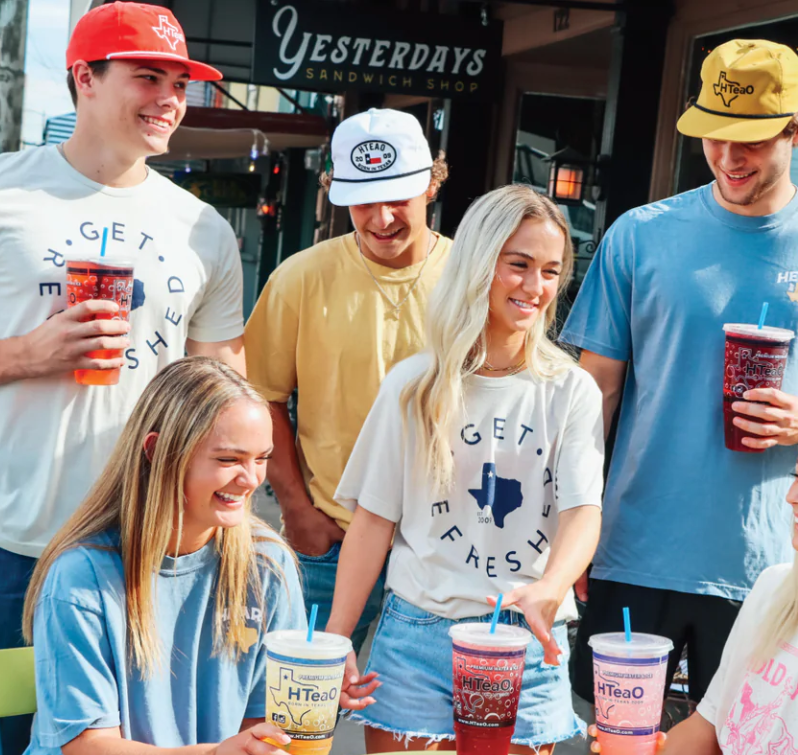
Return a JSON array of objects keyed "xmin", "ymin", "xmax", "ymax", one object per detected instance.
[{"xmin": 252, "ymin": 1, "xmax": 503, "ymax": 101}]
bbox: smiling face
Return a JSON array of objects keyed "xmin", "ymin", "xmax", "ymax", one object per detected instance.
[
  {"xmin": 74, "ymin": 59, "xmax": 189, "ymax": 159},
  {"xmin": 487, "ymin": 218, "xmax": 565, "ymax": 343},
  {"xmin": 703, "ymin": 129, "xmax": 798, "ymax": 214},
  {"xmin": 348, "ymin": 191, "xmax": 430, "ymax": 267},
  {"xmin": 176, "ymin": 399, "xmax": 273, "ymax": 553}
]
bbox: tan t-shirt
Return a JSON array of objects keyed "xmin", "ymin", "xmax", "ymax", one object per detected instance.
[{"xmin": 244, "ymin": 231, "xmax": 451, "ymax": 529}]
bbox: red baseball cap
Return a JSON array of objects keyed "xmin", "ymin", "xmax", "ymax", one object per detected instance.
[{"xmin": 66, "ymin": 2, "xmax": 222, "ymax": 82}]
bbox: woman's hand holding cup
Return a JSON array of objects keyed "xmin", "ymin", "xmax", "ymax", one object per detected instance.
[{"xmin": 339, "ymin": 649, "xmax": 380, "ymax": 710}]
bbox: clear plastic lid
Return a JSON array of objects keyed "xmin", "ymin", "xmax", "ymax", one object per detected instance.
[
  {"xmin": 588, "ymin": 632, "xmax": 674, "ymax": 658},
  {"xmin": 264, "ymin": 630, "xmax": 352, "ymax": 660},
  {"xmin": 723, "ymin": 323, "xmax": 795, "ymax": 342},
  {"xmin": 449, "ymin": 623, "xmax": 532, "ymax": 648},
  {"xmin": 65, "ymin": 257, "xmax": 135, "ymax": 271}
]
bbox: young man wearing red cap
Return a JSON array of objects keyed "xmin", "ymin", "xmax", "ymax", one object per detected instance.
[
  {"xmin": 0, "ymin": 6, "xmax": 244, "ymax": 753},
  {"xmin": 561, "ymin": 38, "xmax": 798, "ymax": 734},
  {"xmin": 244, "ymin": 108, "xmax": 451, "ymax": 653}
]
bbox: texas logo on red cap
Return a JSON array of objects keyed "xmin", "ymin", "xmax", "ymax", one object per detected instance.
[{"xmin": 152, "ymin": 15, "xmax": 185, "ymax": 52}]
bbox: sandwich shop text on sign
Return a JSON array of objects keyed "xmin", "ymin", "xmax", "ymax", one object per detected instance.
[{"xmin": 252, "ymin": 1, "xmax": 503, "ymax": 101}]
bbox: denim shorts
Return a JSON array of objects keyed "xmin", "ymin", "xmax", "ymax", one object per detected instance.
[{"xmin": 348, "ymin": 593, "xmax": 585, "ymax": 748}]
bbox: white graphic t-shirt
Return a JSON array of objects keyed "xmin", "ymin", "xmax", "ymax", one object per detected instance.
[
  {"xmin": 698, "ymin": 564, "xmax": 798, "ymax": 753},
  {"xmin": 0, "ymin": 146, "xmax": 244, "ymax": 557},
  {"xmin": 335, "ymin": 353, "xmax": 604, "ymax": 621}
]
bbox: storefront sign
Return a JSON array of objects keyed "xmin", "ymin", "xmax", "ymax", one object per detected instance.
[
  {"xmin": 171, "ymin": 173, "xmax": 261, "ymax": 208},
  {"xmin": 253, "ymin": 0, "xmax": 504, "ymax": 101}
]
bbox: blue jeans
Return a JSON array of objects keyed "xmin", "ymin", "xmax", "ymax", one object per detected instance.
[
  {"xmin": 296, "ymin": 543, "xmax": 386, "ymax": 654},
  {"xmin": 0, "ymin": 547, "xmax": 37, "ymax": 755}
]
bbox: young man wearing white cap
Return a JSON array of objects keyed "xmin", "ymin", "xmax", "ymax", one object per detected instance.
[
  {"xmin": 0, "ymin": 6, "xmax": 245, "ymax": 752},
  {"xmin": 245, "ymin": 108, "xmax": 451, "ymax": 650},
  {"xmin": 562, "ymin": 39, "xmax": 798, "ymax": 719}
]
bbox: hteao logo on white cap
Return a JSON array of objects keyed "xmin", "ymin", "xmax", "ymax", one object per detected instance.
[
  {"xmin": 351, "ymin": 141, "xmax": 397, "ymax": 174},
  {"xmin": 329, "ymin": 108, "xmax": 433, "ymax": 207}
]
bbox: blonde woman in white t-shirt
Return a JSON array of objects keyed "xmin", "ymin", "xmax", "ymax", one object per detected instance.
[
  {"xmin": 326, "ymin": 184, "xmax": 605, "ymax": 753},
  {"xmin": 590, "ymin": 461, "xmax": 798, "ymax": 754}
]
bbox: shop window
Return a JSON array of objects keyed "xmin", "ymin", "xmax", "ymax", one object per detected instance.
[
  {"xmin": 676, "ymin": 16, "xmax": 798, "ymax": 194},
  {"xmin": 513, "ymin": 93, "xmax": 605, "ymax": 302}
]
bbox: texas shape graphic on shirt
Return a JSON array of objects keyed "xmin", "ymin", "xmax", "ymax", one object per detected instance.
[{"xmin": 468, "ymin": 462, "xmax": 524, "ymax": 528}]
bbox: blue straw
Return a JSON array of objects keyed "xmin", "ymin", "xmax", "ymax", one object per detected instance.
[
  {"xmin": 489, "ymin": 594, "xmax": 503, "ymax": 634},
  {"xmin": 307, "ymin": 604, "xmax": 318, "ymax": 643},
  {"xmin": 100, "ymin": 227, "xmax": 109, "ymax": 258},
  {"xmin": 623, "ymin": 607, "xmax": 632, "ymax": 643},
  {"xmin": 758, "ymin": 302, "xmax": 769, "ymax": 330}
]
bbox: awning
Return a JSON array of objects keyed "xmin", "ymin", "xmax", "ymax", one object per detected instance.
[{"xmin": 151, "ymin": 107, "xmax": 330, "ymax": 161}]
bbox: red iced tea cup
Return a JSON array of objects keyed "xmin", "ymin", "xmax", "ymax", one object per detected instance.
[
  {"xmin": 66, "ymin": 258, "xmax": 134, "ymax": 386},
  {"xmin": 449, "ymin": 623, "xmax": 531, "ymax": 755},
  {"xmin": 722, "ymin": 324, "xmax": 794, "ymax": 453}
]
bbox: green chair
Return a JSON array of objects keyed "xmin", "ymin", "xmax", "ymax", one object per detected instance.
[{"xmin": 0, "ymin": 647, "xmax": 36, "ymax": 717}]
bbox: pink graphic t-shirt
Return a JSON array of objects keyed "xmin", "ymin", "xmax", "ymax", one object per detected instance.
[{"xmin": 698, "ymin": 564, "xmax": 798, "ymax": 753}]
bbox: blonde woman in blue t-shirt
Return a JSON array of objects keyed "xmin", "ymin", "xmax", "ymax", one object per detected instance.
[{"xmin": 21, "ymin": 357, "xmax": 378, "ymax": 755}]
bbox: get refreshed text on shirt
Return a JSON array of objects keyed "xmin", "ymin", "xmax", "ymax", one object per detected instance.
[
  {"xmin": 0, "ymin": 146, "xmax": 244, "ymax": 557},
  {"xmin": 335, "ymin": 354, "xmax": 604, "ymax": 620}
]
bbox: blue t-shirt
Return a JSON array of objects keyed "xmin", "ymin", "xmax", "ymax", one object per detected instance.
[
  {"xmin": 560, "ymin": 183, "xmax": 798, "ymax": 601},
  {"xmin": 25, "ymin": 528, "xmax": 306, "ymax": 754}
]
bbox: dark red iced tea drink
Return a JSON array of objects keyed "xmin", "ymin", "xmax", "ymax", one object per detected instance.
[
  {"xmin": 722, "ymin": 324, "xmax": 794, "ymax": 453},
  {"xmin": 449, "ymin": 624, "xmax": 531, "ymax": 755}
]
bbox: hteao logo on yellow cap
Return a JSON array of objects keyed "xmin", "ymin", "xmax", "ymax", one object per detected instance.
[
  {"xmin": 677, "ymin": 39, "xmax": 798, "ymax": 142},
  {"xmin": 712, "ymin": 71, "xmax": 755, "ymax": 108}
]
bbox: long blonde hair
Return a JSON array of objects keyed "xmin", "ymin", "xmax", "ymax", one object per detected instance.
[
  {"xmin": 752, "ymin": 554, "xmax": 798, "ymax": 663},
  {"xmin": 401, "ymin": 184, "xmax": 576, "ymax": 493},
  {"xmin": 24, "ymin": 357, "xmax": 285, "ymax": 677}
]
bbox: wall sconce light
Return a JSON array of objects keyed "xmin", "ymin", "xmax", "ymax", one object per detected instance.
[{"xmin": 546, "ymin": 147, "xmax": 589, "ymax": 206}]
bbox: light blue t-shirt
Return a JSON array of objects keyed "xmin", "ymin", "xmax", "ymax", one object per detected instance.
[
  {"xmin": 25, "ymin": 528, "xmax": 306, "ymax": 754},
  {"xmin": 560, "ymin": 183, "xmax": 798, "ymax": 601}
]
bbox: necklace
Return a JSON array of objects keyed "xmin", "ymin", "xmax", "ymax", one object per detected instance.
[
  {"xmin": 482, "ymin": 357, "xmax": 526, "ymax": 376},
  {"xmin": 356, "ymin": 230, "xmax": 435, "ymax": 320}
]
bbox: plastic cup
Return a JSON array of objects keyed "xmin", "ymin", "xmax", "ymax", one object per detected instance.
[
  {"xmin": 589, "ymin": 633, "xmax": 674, "ymax": 755},
  {"xmin": 722, "ymin": 324, "xmax": 795, "ymax": 453},
  {"xmin": 264, "ymin": 630, "xmax": 352, "ymax": 755},
  {"xmin": 449, "ymin": 623, "xmax": 532, "ymax": 755},
  {"xmin": 66, "ymin": 258, "xmax": 134, "ymax": 386}
]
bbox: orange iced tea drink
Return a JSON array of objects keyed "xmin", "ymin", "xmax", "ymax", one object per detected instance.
[{"xmin": 66, "ymin": 258, "xmax": 134, "ymax": 386}]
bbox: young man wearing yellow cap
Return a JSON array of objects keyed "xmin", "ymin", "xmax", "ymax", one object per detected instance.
[
  {"xmin": 561, "ymin": 38, "xmax": 798, "ymax": 719},
  {"xmin": 0, "ymin": 6, "xmax": 245, "ymax": 753},
  {"xmin": 244, "ymin": 109, "xmax": 451, "ymax": 651}
]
